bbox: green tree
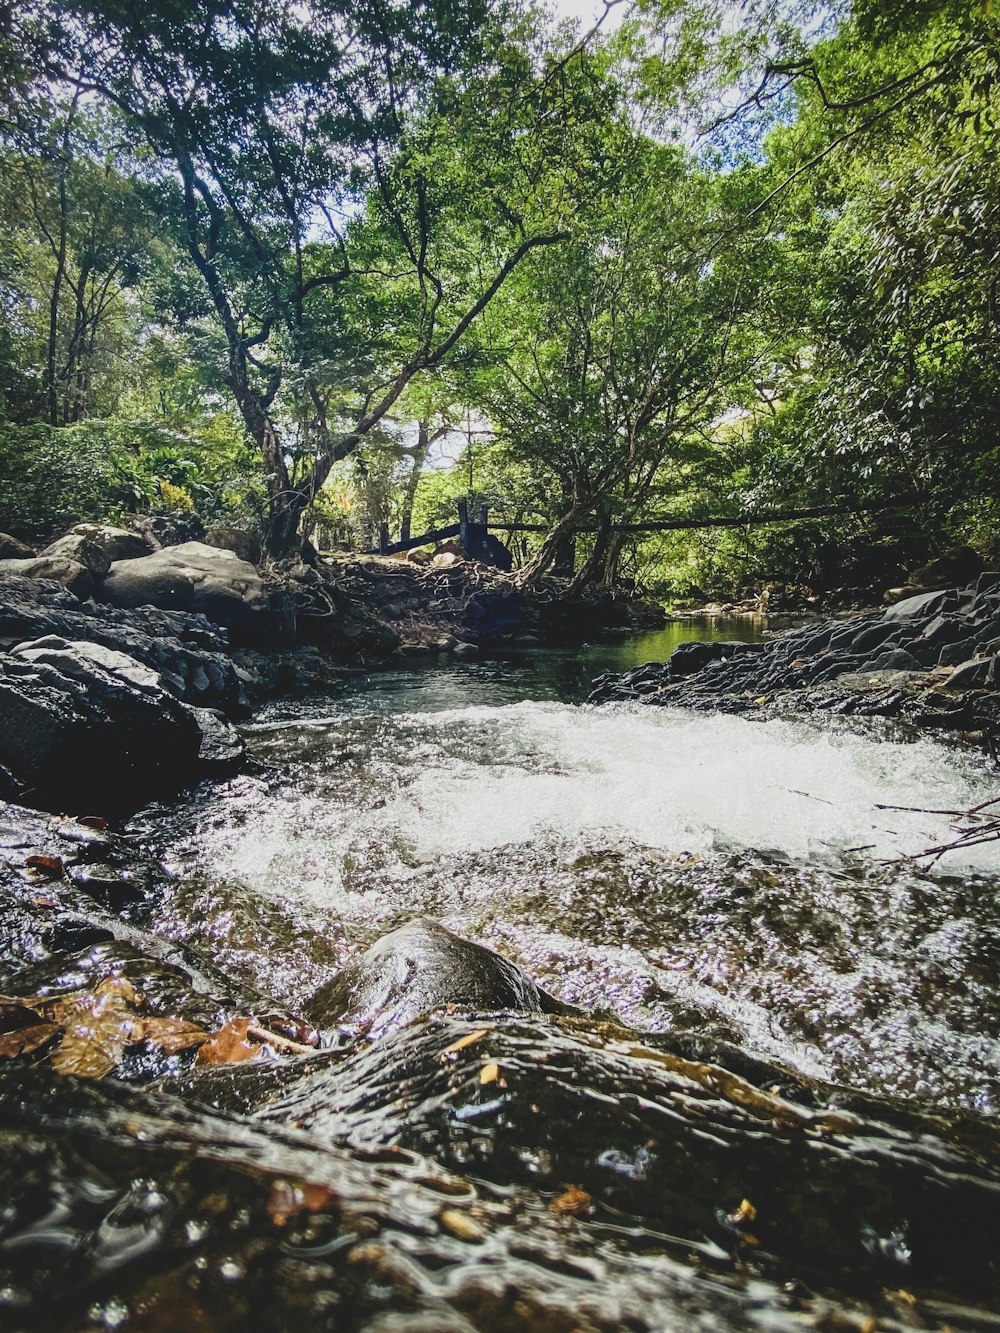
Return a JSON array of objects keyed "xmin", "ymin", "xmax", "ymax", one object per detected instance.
[{"xmin": 25, "ymin": 0, "xmax": 611, "ymax": 555}]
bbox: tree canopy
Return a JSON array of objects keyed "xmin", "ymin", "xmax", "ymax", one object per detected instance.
[{"xmin": 1, "ymin": 0, "xmax": 997, "ymax": 591}]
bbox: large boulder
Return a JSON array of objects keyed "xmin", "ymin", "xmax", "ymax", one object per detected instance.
[
  {"xmin": 306, "ymin": 918, "xmax": 569, "ymax": 1039},
  {"xmin": 41, "ymin": 532, "xmax": 111, "ymax": 578},
  {"xmin": 69, "ymin": 523, "xmax": 155, "ymax": 562},
  {"xmin": 203, "ymin": 524, "xmax": 263, "ymax": 564},
  {"xmin": 100, "ymin": 540, "xmax": 267, "ymax": 630},
  {"xmin": 0, "ymin": 636, "xmax": 243, "ymax": 814},
  {"xmin": 0, "ymin": 573, "xmax": 251, "ymax": 712},
  {"xmin": 0, "ymin": 556, "xmax": 93, "ymax": 601},
  {"xmin": 0, "ymin": 532, "xmax": 34, "ymax": 560}
]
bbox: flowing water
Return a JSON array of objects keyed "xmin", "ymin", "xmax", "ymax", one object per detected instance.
[
  {"xmin": 9, "ymin": 622, "xmax": 1000, "ymax": 1332},
  {"xmin": 135, "ymin": 623, "xmax": 1000, "ymax": 1116}
]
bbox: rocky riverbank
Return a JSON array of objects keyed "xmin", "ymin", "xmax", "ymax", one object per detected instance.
[
  {"xmin": 591, "ymin": 575, "xmax": 1000, "ymax": 743},
  {"xmin": 0, "ymin": 522, "xmax": 664, "ymax": 815}
]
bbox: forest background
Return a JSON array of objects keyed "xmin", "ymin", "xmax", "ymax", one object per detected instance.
[{"xmin": 0, "ymin": 0, "xmax": 996, "ymax": 604}]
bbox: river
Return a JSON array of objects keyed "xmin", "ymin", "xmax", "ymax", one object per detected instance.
[
  {"xmin": 7, "ymin": 622, "xmax": 1000, "ymax": 1332},
  {"xmin": 134, "ymin": 622, "xmax": 1000, "ymax": 1116}
]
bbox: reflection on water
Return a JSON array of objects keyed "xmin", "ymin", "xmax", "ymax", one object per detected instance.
[
  {"xmin": 264, "ymin": 616, "xmax": 772, "ymax": 719},
  {"xmin": 134, "ymin": 633, "xmax": 1000, "ymax": 1117}
]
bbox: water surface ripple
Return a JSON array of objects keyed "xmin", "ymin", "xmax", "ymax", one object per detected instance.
[{"xmin": 135, "ymin": 644, "xmax": 1000, "ymax": 1117}]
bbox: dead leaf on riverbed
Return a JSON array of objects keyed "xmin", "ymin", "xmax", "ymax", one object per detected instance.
[
  {"xmin": 195, "ymin": 1017, "xmax": 265, "ymax": 1065},
  {"xmin": 550, "ymin": 1187, "xmax": 592, "ymax": 1217},
  {"xmin": 22, "ymin": 854, "xmax": 67, "ymax": 880},
  {"xmin": 0, "ymin": 1022, "xmax": 60, "ymax": 1057},
  {"xmin": 140, "ymin": 1016, "xmax": 211, "ymax": 1055},
  {"xmin": 50, "ymin": 976, "xmax": 143, "ymax": 1078}
]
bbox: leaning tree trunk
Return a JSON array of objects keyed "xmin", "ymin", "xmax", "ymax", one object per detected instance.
[
  {"xmin": 568, "ymin": 511, "xmax": 613, "ymax": 592},
  {"xmin": 516, "ymin": 497, "xmax": 594, "ymax": 586}
]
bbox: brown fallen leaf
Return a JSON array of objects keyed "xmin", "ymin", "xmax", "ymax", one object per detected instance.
[
  {"xmin": 195, "ymin": 1017, "xmax": 265, "ymax": 1066},
  {"xmin": 77, "ymin": 816, "xmax": 109, "ymax": 830},
  {"xmin": 140, "ymin": 1016, "xmax": 211, "ymax": 1055},
  {"xmin": 23, "ymin": 855, "xmax": 66, "ymax": 879},
  {"xmin": 480, "ymin": 1062, "xmax": 501, "ymax": 1085},
  {"xmin": 50, "ymin": 983, "xmax": 141, "ymax": 1079},
  {"xmin": 441, "ymin": 1028, "xmax": 490, "ymax": 1058},
  {"xmin": 550, "ymin": 1187, "xmax": 592, "ymax": 1217},
  {"xmin": 0, "ymin": 1022, "xmax": 60, "ymax": 1058}
]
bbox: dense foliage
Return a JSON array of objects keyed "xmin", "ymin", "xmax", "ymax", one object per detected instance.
[{"xmin": 0, "ymin": 0, "xmax": 996, "ymax": 595}]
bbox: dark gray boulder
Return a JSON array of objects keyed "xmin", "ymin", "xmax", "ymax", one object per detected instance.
[
  {"xmin": 948, "ymin": 656, "xmax": 993, "ymax": 689},
  {"xmin": 0, "ymin": 573, "xmax": 251, "ymax": 712},
  {"xmin": 883, "ymin": 588, "xmax": 958, "ymax": 621},
  {"xmin": 306, "ymin": 918, "xmax": 569, "ymax": 1039},
  {"xmin": 0, "ymin": 636, "xmax": 243, "ymax": 814}
]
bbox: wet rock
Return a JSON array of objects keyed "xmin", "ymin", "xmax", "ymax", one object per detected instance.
[
  {"xmin": 948, "ymin": 657, "xmax": 992, "ymax": 689},
  {"xmin": 883, "ymin": 588, "xmax": 958, "ymax": 620},
  {"xmin": 253, "ymin": 1012, "xmax": 1000, "ymax": 1305},
  {"xmin": 101, "ymin": 541, "xmax": 267, "ymax": 631},
  {"xmin": 0, "ymin": 555, "xmax": 93, "ymax": 600},
  {"xmin": 590, "ymin": 574, "xmax": 1000, "ymax": 738},
  {"xmin": 868, "ymin": 647, "xmax": 923, "ymax": 672},
  {"xmin": 0, "ymin": 636, "xmax": 237, "ymax": 814},
  {"xmin": 306, "ymin": 919, "xmax": 570, "ymax": 1038}
]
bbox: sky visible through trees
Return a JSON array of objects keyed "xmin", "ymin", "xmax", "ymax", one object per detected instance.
[{"xmin": 0, "ymin": 0, "xmax": 996, "ymax": 596}]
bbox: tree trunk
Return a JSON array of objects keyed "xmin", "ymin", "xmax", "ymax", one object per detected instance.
[
  {"xmin": 400, "ymin": 421, "xmax": 430, "ymax": 544},
  {"xmin": 516, "ymin": 496, "xmax": 594, "ymax": 586},
  {"xmin": 550, "ymin": 475, "xmax": 577, "ymax": 577},
  {"xmin": 568, "ymin": 510, "xmax": 613, "ymax": 592}
]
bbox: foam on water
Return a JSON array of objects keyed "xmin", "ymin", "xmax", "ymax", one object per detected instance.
[
  {"xmin": 337, "ymin": 701, "xmax": 998, "ymax": 871},
  {"xmin": 145, "ymin": 696, "xmax": 1000, "ymax": 1111}
]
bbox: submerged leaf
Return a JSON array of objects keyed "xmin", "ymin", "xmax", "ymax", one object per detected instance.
[
  {"xmin": 0, "ymin": 1022, "xmax": 60, "ymax": 1058},
  {"xmin": 140, "ymin": 1016, "xmax": 211, "ymax": 1055},
  {"xmin": 51, "ymin": 997, "xmax": 137, "ymax": 1078},
  {"xmin": 23, "ymin": 855, "xmax": 66, "ymax": 879},
  {"xmin": 550, "ymin": 1187, "xmax": 592, "ymax": 1217},
  {"xmin": 195, "ymin": 1017, "xmax": 265, "ymax": 1066},
  {"xmin": 50, "ymin": 975, "xmax": 142, "ymax": 1078}
]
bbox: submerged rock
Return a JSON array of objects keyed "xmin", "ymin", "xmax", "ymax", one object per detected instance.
[{"xmin": 306, "ymin": 919, "xmax": 570, "ymax": 1038}]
